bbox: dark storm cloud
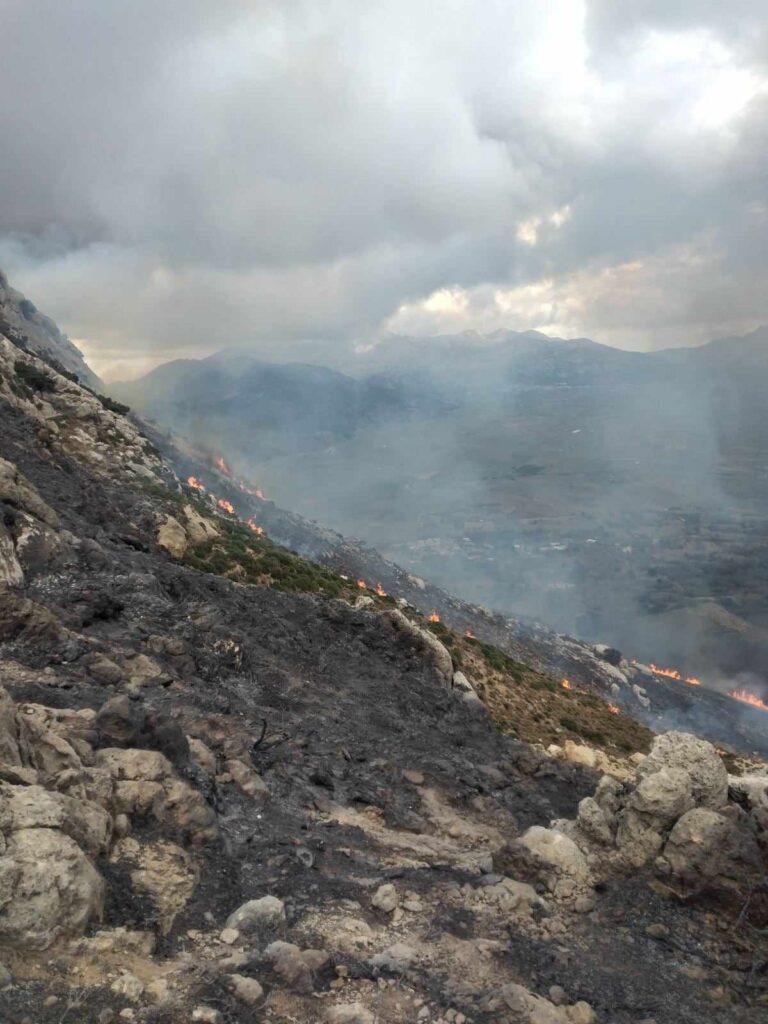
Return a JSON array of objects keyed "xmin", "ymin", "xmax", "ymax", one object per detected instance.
[{"xmin": 0, "ymin": 1, "xmax": 767, "ymax": 375}]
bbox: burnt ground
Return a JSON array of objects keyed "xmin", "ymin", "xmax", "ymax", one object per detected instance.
[{"xmin": 1, "ymin": 390, "xmax": 767, "ymax": 1023}]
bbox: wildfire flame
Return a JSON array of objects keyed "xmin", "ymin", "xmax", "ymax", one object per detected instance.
[
  {"xmin": 428, "ymin": 612, "xmax": 441, "ymax": 623},
  {"xmin": 239, "ymin": 483, "xmax": 266, "ymax": 500},
  {"xmin": 217, "ymin": 498, "xmax": 235, "ymax": 514},
  {"xmin": 561, "ymin": 678, "xmax": 572, "ymax": 690},
  {"xmin": 246, "ymin": 518, "xmax": 264, "ymax": 536},
  {"xmin": 647, "ymin": 662, "xmax": 701, "ymax": 686},
  {"xmin": 187, "ymin": 476, "xmax": 206, "ymax": 492},
  {"xmin": 730, "ymin": 689, "xmax": 768, "ymax": 712},
  {"xmin": 465, "ymin": 628, "xmax": 475, "ymax": 639},
  {"xmin": 375, "ymin": 583, "xmax": 387, "ymax": 597},
  {"xmin": 607, "ymin": 703, "xmax": 620, "ymax": 715},
  {"xmin": 215, "ymin": 455, "xmax": 230, "ymax": 475},
  {"xmin": 357, "ymin": 580, "xmax": 368, "ymax": 590}
]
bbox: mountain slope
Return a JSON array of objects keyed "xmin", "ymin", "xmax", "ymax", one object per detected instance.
[
  {"xmin": 1, "ymin": 283, "xmax": 768, "ymax": 1020},
  {"xmin": 115, "ymin": 328, "xmax": 768, "ymax": 686},
  {"xmin": 0, "ymin": 270, "xmax": 100, "ymax": 388}
]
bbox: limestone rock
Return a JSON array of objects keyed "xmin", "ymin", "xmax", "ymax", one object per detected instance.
[
  {"xmin": 0, "ymin": 827, "xmax": 104, "ymax": 949},
  {"xmin": 229, "ymin": 974, "xmax": 264, "ymax": 1006},
  {"xmin": 156, "ymin": 515, "xmax": 188, "ymax": 558},
  {"xmin": 371, "ymin": 882, "xmax": 399, "ymax": 912},
  {"xmin": 627, "ymin": 766, "xmax": 695, "ymax": 827},
  {"xmin": 516, "ymin": 826, "xmax": 592, "ymax": 898},
  {"xmin": 225, "ymin": 758, "xmax": 268, "ymax": 798},
  {"xmin": 500, "ymin": 983, "xmax": 595, "ymax": 1024},
  {"xmin": 86, "ymin": 655, "xmax": 125, "ymax": 686},
  {"xmin": 326, "ymin": 1004, "xmax": 375, "ymax": 1024},
  {"xmin": 2, "ymin": 783, "xmax": 112, "ymax": 856},
  {"xmin": 0, "ymin": 457, "xmax": 59, "ymax": 528},
  {"xmin": 728, "ymin": 774, "xmax": 768, "ymax": 810},
  {"xmin": 95, "ymin": 747, "xmax": 173, "ymax": 782},
  {"xmin": 370, "ymin": 942, "xmax": 416, "ymax": 971},
  {"xmin": 563, "ymin": 741, "xmax": 597, "ymax": 769},
  {"xmin": 183, "ymin": 504, "xmax": 219, "ymax": 545},
  {"xmin": 659, "ymin": 807, "xmax": 761, "ymax": 891},
  {"xmin": 638, "ymin": 732, "xmax": 728, "ymax": 810},
  {"xmin": 226, "ymin": 895, "xmax": 286, "ymax": 935},
  {"xmin": 189, "ymin": 737, "xmax": 217, "ymax": 774},
  {"xmin": 576, "ymin": 796, "xmax": 613, "ymax": 846},
  {"xmin": 111, "ymin": 837, "xmax": 198, "ymax": 934}
]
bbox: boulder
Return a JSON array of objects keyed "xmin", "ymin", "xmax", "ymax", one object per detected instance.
[
  {"xmin": 728, "ymin": 774, "xmax": 768, "ymax": 811},
  {"xmin": 659, "ymin": 807, "xmax": 762, "ymax": 892},
  {"xmin": 229, "ymin": 974, "xmax": 264, "ymax": 1006},
  {"xmin": 0, "ymin": 527, "xmax": 23, "ymax": 585},
  {"xmin": 0, "ymin": 827, "xmax": 104, "ymax": 949},
  {"xmin": 370, "ymin": 942, "xmax": 417, "ymax": 972},
  {"xmin": 189, "ymin": 737, "xmax": 217, "ymax": 774},
  {"xmin": 182, "ymin": 505, "xmax": 219, "ymax": 545},
  {"xmin": 371, "ymin": 883, "xmax": 399, "ymax": 912},
  {"xmin": 2, "ymin": 783, "xmax": 112, "ymax": 856},
  {"xmin": 86, "ymin": 654, "xmax": 125, "ymax": 686},
  {"xmin": 500, "ymin": 983, "xmax": 595, "ymax": 1024},
  {"xmin": 95, "ymin": 747, "xmax": 173, "ymax": 782},
  {"xmin": 626, "ymin": 766, "xmax": 695, "ymax": 828},
  {"xmin": 156, "ymin": 515, "xmax": 188, "ymax": 558},
  {"xmin": 0, "ymin": 457, "xmax": 59, "ymax": 528},
  {"xmin": 226, "ymin": 895, "xmax": 286, "ymax": 935},
  {"xmin": 637, "ymin": 733, "xmax": 728, "ymax": 810},
  {"xmin": 110, "ymin": 837, "xmax": 198, "ymax": 934},
  {"xmin": 516, "ymin": 826, "xmax": 592, "ymax": 899},
  {"xmin": 563, "ymin": 741, "xmax": 598, "ymax": 769},
  {"xmin": 576, "ymin": 797, "xmax": 613, "ymax": 846}
]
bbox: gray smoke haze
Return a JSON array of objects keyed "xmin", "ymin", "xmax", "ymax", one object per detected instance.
[{"xmin": 1, "ymin": 1, "xmax": 768, "ymax": 378}]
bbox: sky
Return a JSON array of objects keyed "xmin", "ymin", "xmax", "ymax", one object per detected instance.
[{"xmin": 1, "ymin": 0, "xmax": 767, "ymax": 380}]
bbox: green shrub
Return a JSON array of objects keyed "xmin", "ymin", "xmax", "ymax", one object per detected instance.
[
  {"xmin": 97, "ymin": 393, "xmax": 130, "ymax": 416},
  {"xmin": 14, "ymin": 360, "xmax": 55, "ymax": 392}
]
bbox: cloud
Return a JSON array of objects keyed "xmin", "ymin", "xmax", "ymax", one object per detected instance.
[{"xmin": 1, "ymin": 0, "xmax": 767, "ymax": 376}]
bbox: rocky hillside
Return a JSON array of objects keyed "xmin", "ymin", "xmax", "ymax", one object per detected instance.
[
  {"xmin": 0, "ymin": 272, "xmax": 100, "ymax": 389},
  {"xmin": 1, "ymin": 309, "xmax": 768, "ymax": 1021}
]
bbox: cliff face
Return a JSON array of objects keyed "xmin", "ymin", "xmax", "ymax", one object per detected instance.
[
  {"xmin": 0, "ymin": 270, "xmax": 100, "ymax": 389},
  {"xmin": 0, "ymin": 293, "xmax": 767, "ymax": 1022}
]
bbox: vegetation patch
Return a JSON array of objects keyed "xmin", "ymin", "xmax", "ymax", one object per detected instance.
[
  {"xmin": 14, "ymin": 359, "xmax": 56, "ymax": 394},
  {"xmin": 97, "ymin": 393, "xmax": 130, "ymax": 416},
  {"xmin": 448, "ymin": 628, "xmax": 653, "ymax": 756},
  {"xmin": 181, "ymin": 517, "xmax": 355, "ymax": 599}
]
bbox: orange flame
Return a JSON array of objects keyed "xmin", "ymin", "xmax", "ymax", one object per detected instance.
[
  {"xmin": 465, "ymin": 628, "xmax": 475, "ymax": 639},
  {"xmin": 217, "ymin": 498, "xmax": 235, "ymax": 514},
  {"xmin": 235, "ymin": 481, "xmax": 266, "ymax": 500},
  {"xmin": 246, "ymin": 518, "xmax": 264, "ymax": 536},
  {"xmin": 561, "ymin": 678, "xmax": 572, "ymax": 690},
  {"xmin": 215, "ymin": 455, "xmax": 230, "ymax": 475},
  {"xmin": 428, "ymin": 612, "xmax": 441, "ymax": 623},
  {"xmin": 647, "ymin": 662, "xmax": 701, "ymax": 686},
  {"xmin": 357, "ymin": 580, "xmax": 368, "ymax": 590},
  {"xmin": 375, "ymin": 583, "xmax": 387, "ymax": 597},
  {"xmin": 187, "ymin": 476, "xmax": 206, "ymax": 492},
  {"xmin": 730, "ymin": 689, "xmax": 768, "ymax": 712},
  {"xmin": 607, "ymin": 703, "xmax": 620, "ymax": 715}
]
